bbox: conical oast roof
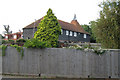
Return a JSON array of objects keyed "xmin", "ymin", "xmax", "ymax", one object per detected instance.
[{"xmin": 71, "ymin": 20, "xmax": 89, "ymax": 34}]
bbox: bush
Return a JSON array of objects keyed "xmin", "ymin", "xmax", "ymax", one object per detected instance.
[
  {"xmin": 23, "ymin": 38, "xmax": 51, "ymax": 48},
  {"xmin": 8, "ymin": 39, "xmax": 14, "ymax": 44},
  {"xmin": 16, "ymin": 39, "xmax": 26, "ymax": 46},
  {"xmin": 16, "ymin": 39, "xmax": 26, "ymax": 43},
  {"xmin": 2, "ymin": 40, "xmax": 8, "ymax": 44},
  {"xmin": 2, "ymin": 40, "xmax": 14, "ymax": 45}
]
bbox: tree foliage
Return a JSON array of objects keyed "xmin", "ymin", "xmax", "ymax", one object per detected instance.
[
  {"xmin": 34, "ymin": 8, "xmax": 61, "ymax": 47},
  {"xmin": 82, "ymin": 24, "xmax": 96, "ymax": 43},
  {"xmin": 24, "ymin": 38, "xmax": 51, "ymax": 48},
  {"xmin": 3, "ymin": 25, "xmax": 12, "ymax": 34},
  {"xmin": 93, "ymin": 1, "xmax": 120, "ymax": 49}
]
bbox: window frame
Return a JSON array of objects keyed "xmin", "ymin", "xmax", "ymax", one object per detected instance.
[
  {"xmin": 66, "ymin": 30, "xmax": 69, "ymax": 35},
  {"xmin": 5, "ymin": 36, "xmax": 8, "ymax": 39},
  {"xmin": 74, "ymin": 32, "xmax": 77, "ymax": 37},
  {"xmin": 61, "ymin": 29, "xmax": 63, "ymax": 34},
  {"xmin": 14, "ymin": 35, "xmax": 17, "ymax": 39},
  {"xmin": 84, "ymin": 34, "xmax": 87, "ymax": 38},
  {"xmin": 70, "ymin": 31, "xmax": 72, "ymax": 36}
]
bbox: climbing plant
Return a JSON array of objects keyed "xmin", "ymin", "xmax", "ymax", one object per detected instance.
[
  {"xmin": 10, "ymin": 45, "xmax": 24, "ymax": 58},
  {"xmin": 1, "ymin": 45, "xmax": 7, "ymax": 56}
]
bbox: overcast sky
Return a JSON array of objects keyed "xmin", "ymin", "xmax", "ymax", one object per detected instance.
[{"xmin": 0, "ymin": 0, "xmax": 104, "ymax": 35}]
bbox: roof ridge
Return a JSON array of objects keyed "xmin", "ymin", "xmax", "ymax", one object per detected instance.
[
  {"xmin": 23, "ymin": 17, "xmax": 89, "ymax": 34},
  {"xmin": 58, "ymin": 20, "xmax": 77, "ymax": 28}
]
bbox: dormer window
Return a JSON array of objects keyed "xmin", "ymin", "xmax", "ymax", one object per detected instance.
[
  {"xmin": 66, "ymin": 30, "xmax": 69, "ymax": 35},
  {"xmin": 84, "ymin": 34, "xmax": 87, "ymax": 38},
  {"xmin": 70, "ymin": 31, "xmax": 72, "ymax": 36},
  {"xmin": 74, "ymin": 32, "xmax": 77, "ymax": 37}
]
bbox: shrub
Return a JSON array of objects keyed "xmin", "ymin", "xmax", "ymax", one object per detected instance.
[
  {"xmin": 2, "ymin": 40, "xmax": 8, "ymax": 44},
  {"xmin": 16, "ymin": 39, "xmax": 26, "ymax": 46},
  {"xmin": 23, "ymin": 38, "xmax": 51, "ymax": 48},
  {"xmin": 2, "ymin": 40, "xmax": 14, "ymax": 45},
  {"xmin": 64, "ymin": 44, "xmax": 105, "ymax": 55},
  {"xmin": 16, "ymin": 39, "xmax": 26, "ymax": 43},
  {"xmin": 92, "ymin": 47, "xmax": 106, "ymax": 55},
  {"xmin": 8, "ymin": 39, "xmax": 14, "ymax": 44}
]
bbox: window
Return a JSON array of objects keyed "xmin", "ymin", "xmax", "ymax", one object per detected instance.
[
  {"xmin": 27, "ymin": 37, "xmax": 30, "ymax": 39},
  {"xmin": 74, "ymin": 32, "xmax": 77, "ymax": 37},
  {"xmin": 5, "ymin": 36, "xmax": 8, "ymax": 39},
  {"xmin": 66, "ymin": 30, "xmax": 69, "ymax": 35},
  {"xmin": 70, "ymin": 31, "xmax": 72, "ymax": 36},
  {"xmin": 14, "ymin": 35, "xmax": 17, "ymax": 39},
  {"xmin": 84, "ymin": 34, "xmax": 87, "ymax": 38},
  {"xmin": 61, "ymin": 29, "xmax": 63, "ymax": 34},
  {"xmin": 21, "ymin": 35, "xmax": 23, "ymax": 38}
]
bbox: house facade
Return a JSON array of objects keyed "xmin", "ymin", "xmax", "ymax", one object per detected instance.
[
  {"xmin": 23, "ymin": 16, "xmax": 90, "ymax": 42},
  {"xmin": 4, "ymin": 32, "xmax": 23, "ymax": 40}
]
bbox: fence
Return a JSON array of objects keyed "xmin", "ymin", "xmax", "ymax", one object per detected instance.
[{"xmin": 1, "ymin": 47, "xmax": 120, "ymax": 78}]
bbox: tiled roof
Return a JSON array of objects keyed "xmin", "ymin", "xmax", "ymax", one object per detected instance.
[
  {"xmin": 5, "ymin": 32, "xmax": 23, "ymax": 36},
  {"xmin": 70, "ymin": 20, "xmax": 89, "ymax": 34},
  {"xmin": 23, "ymin": 18, "xmax": 89, "ymax": 34}
]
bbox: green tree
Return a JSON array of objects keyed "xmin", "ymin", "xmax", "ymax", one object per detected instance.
[
  {"xmin": 0, "ymin": 34, "xmax": 4, "ymax": 39},
  {"xmin": 82, "ymin": 24, "xmax": 96, "ymax": 43},
  {"xmin": 82, "ymin": 24, "xmax": 91, "ymax": 33},
  {"xmin": 34, "ymin": 8, "xmax": 61, "ymax": 47},
  {"xmin": 93, "ymin": 1, "xmax": 120, "ymax": 49},
  {"xmin": 3, "ymin": 25, "xmax": 12, "ymax": 35}
]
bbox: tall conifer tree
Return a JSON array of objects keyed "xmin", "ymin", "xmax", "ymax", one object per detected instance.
[{"xmin": 34, "ymin": 8, "xmax": 61, "ymax": 47}]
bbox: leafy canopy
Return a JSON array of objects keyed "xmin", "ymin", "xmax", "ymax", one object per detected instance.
[
  {"xmin": 93, "ymin": 1, "xmax": 120, "ymax": 49},
  {"xmin": 82, "ymin": 24, "xmax": 96, "ymax": 43},
  {"xmin": 3, "ymin": 25, "xmax": 12, "ymax": 35},
  {"xmin": 34, "ymin": 8, "xmax": 61, "ymax": 47}
]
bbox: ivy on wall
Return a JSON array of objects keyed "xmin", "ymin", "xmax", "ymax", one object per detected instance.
[
  {"xmin": 10, "ymin": 45, "xmax": 24, "ymax": 58},
  {"xmin": 1, "ymin": 45, "xmax": 7, "ymax": 56}
]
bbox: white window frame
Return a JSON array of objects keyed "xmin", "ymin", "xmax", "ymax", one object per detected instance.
[
  {"xmin": 5, "ymin": 36, "xmax": 8, "ymax": 39},
  {"xmin": 74, "ymin": 32, "xmax": 77, "ymax": 37},
  {"xmin": 66, "ymin": 30, "xmax": 69, "ymax": 35},
  {"xmin": 70, "ymin": 31, "xmax": 72, "ymax": 36},
  {"xmin": 61, "ymin": 29, "xmax": 63, "ymax": 34},
  {"xmin": 14, "ymin": 35, "xmax": 17, "ymax": 39},
  {"xmin": 84, "ymin": 34, "xmax": 87, "ymax": 38}
]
